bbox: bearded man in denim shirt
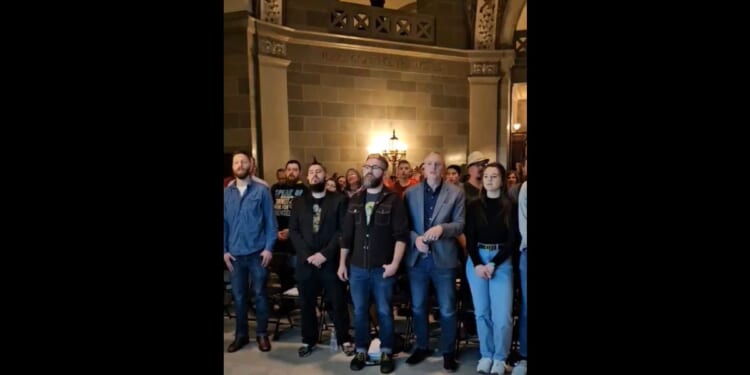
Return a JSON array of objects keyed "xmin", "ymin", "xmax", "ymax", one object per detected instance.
[{"xmin": 224, "ymin": 151, "xmax": 277, "ymax": 353}]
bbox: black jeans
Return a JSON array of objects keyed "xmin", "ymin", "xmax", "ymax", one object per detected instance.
[{"xmin": 297, "ymin": 267, "xmax": 352, "ymax": 346}]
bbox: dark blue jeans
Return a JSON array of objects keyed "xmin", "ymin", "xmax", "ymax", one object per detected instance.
[
  {"xmin": 408, "ymin": 253, "xmax": 457, "ymax": 354},
  {"xmin": 229, "ymin": 253, "xmax": 269, "ymax": 339},
  {"xmin": 349, "ymin": 265, "xmax": 396, "ymax": 353}
]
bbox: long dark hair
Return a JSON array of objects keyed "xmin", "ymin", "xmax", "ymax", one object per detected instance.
[{"xmin": 480, "ymin": 162, "xmax": 513, "ymax": 228}]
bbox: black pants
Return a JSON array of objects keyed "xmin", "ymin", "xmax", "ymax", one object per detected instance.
[
  {"xmin": 297, "ymin": 267, "xmax": 352, "ymax": 346},
  {"xmin": 269, "ymin": 251, "xmax": 297, "ymax": 292}
]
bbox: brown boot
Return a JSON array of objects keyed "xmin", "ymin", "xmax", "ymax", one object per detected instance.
[{"xmin": 256, "ymin": 335, "xmax": 271, "ymax": 352}]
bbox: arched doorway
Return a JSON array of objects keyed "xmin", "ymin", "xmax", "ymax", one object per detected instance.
[{"xmin": 508, "ymin": 2, "xmax": 526, "ymax": 175}]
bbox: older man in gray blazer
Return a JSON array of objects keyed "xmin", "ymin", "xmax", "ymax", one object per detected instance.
[{"xmin": 403, "ymin": 152, "xmax": 465, "ymax": 372}]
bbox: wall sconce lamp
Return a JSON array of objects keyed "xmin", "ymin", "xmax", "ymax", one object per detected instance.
[
  {"xmin": 512, "ymin": 123, "xmax": 522, "ymax": 132},
  {"xmin": 382, "ymin": 129, "xmax": 407, "ymax": 175}
]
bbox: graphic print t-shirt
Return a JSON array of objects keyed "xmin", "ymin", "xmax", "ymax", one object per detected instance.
[
  {"xmin": 271, "ymin": 182, "xmax": 309, "ymax": 230},
  {"xmin": 312, "ymin": 197, "xmax": 323, "ymax": 234},
  {"xmin": 365, "ymin": 193, "xmax": 378, "ymax": 225}
]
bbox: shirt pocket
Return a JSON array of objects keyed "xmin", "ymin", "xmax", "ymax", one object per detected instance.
[
  {"xmin": 348, "ymin": 204, "xmax": 363, "ymax": 225},
  {"xmin": 374, "ymin": 204, "xmax": 391, "ymax": 226},
  {"xmin": 241, "ymin": 196, "xmax": 263, "ymax": 229}
]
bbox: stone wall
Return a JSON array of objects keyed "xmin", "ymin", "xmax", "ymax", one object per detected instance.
[
  {"xmin": 285, "ymin": 44, "xmax": 470, "ymax": 176},
  {"xmin": 285, "ymin": 0, "xmax": 332, "ymax": 33},
  {"xmin": 224, "ymin": 20, "xmax": 254, "ymax": 154},
  {"xmin": 417, "ymin": 0, "xmax": 469, "ymax": 49}
]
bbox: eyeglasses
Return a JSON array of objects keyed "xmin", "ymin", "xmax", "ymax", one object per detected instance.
[{"xmin": 362, "ymin": 164, "xmax": 384, "ymax": 172}]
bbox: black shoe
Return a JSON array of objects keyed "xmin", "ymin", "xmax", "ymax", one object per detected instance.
[
  {"xmin": 443, "ymin": 352, "xmax": 458, "ymax": 372},
  {"xmin": 406, "ymin": 348, "xmax": 431, "ymax": 365},
  {"xmin": 256, "ymin": 335, "xmax": 271, "ymax": 352},
  {"xmin": 350, "ymin": 352, "xmax": 368, "ymax": 371},
  {"xmin": 380, "ymin": 353, "xmax": 394, "ymax": 374},
  {"xmin": 227, "ymin": 337, "xmax": 249, "ymax": 353},
  {"xmin": 298, "ymin": 344, "xmax": 315, "ymax": 358}
]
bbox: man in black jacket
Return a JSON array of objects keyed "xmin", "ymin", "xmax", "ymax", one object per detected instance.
[
  {"xmin": 337, "ymin": 153, "xmax": 409, "ymax": 374},
  {"xmin": 288, "ymin": 159, "xmax": 354, "ymax": 358}
]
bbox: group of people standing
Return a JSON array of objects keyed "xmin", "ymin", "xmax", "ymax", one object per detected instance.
[{"xmin": 223, "ymin": 149, "xmax": 528, "ymax": 375}]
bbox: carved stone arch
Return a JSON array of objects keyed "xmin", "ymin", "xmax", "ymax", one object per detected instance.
[
  {"xmin": 471, "ymin": 0, "xmax": 502, "ymax": 49},
  {"xmin": 497, "ymin": 0, "xmax": 525, "ymax": 49}
]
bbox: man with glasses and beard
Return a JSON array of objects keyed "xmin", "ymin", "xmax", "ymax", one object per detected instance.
[
  {"xmin": 224, "ymin": 151, "xmax": 277, "ymax": 353},
  {"xmin": 288, "ymin": 158, "xmax": 355, "ymax": 358},
  {"xmin": 337, "ymin": 154, "xmax": 409, "ymax": 374}
]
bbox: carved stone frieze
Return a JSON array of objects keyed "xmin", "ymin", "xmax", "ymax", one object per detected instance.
[
  {"xmin": 258, "ymin": 37, "xmax": 286, "ymax": 57},
  {"xmin": 470, "ymin": 61, "xmax": 500, "ymax": 76}
]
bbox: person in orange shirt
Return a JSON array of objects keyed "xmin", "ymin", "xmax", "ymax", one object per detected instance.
[{"xmin": 391, "ymin": 160, "xmax": 419, "ymax": 197}]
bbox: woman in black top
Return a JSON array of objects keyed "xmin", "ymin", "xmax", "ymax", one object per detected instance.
[{"xmin": 464, "ymin": 162, "xmax": 520, "ymax": 375}]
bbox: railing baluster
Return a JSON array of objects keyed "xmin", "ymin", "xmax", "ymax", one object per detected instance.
[{"xmin": 326, "ymin": 2, "xmax": 435, "ymax": 45}]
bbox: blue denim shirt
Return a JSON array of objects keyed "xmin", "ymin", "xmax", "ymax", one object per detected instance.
[{"xmin": 224, "ymin": 181, "xmax": 277, "ymax": 256}]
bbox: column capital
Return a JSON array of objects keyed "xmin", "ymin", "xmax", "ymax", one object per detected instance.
[
  {"xmin": 469, "ymin": 61, "xmax": 501, "ymax": 77},
  {"xmin": 257, "ymin": 37, "xmax": 288, "ymax": 59}
]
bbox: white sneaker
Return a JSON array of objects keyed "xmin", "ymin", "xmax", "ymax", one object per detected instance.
[
  {"xmin": 477, "ymin": 358, "xmax": 493, "ymax": 374},
  {"xmin": 511, "ymin": 360, "xmax": 527, "ymax": 375},
  {"xmin": 489, "ymin": 360, "xmax": 507, "ymax": 375}
]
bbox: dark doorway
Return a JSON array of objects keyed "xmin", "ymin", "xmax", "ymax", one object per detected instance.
[
  {"xmin": 224, "ymin": 153, "xmax": 234, "ymax": 178},
  {"xmin": 509, "ymin": 132, "xmax": 526, "ymax": 173}
]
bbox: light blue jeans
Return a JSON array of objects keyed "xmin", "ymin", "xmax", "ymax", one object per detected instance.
[{"xmin": 466, "ymin": 250, "xmax": 514, "ymax": 361}]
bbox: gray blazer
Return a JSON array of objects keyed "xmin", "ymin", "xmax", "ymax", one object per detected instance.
[{"xmin": 404, "ymin": 181, "xmax": 465, "ymax": 269}]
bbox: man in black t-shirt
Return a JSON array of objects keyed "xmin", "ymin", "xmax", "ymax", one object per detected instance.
[{"xmin": 270, "ymin": 160, "xmax": 309, "ymax": 292}]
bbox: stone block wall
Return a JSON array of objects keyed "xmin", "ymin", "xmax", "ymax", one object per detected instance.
[
  {"xmin": 285, "ymin": 44, "xmax": 470, "ymax": 177},
  {"xmin": 417, "ymin": 0, "xmax": 469, "ymax": 49},
  {"xmin": 224, "ymin": 28, "xmax": 254, "ymax": 154}
]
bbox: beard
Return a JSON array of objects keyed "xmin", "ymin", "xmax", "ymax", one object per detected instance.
[
  {"xmin": 309, "ymin": 181, "xmax": 326, "ymax": 192},
  {"xmin": 233, "ymin": 168, "xmax": 250, "ymax": 179},
  {"xmin": 286, "ymin": 174, "xmax": 299, "ymax": 184},
  {"xmin": 363, "ymin": 173, "xmax": 383, "ymax": 188}
]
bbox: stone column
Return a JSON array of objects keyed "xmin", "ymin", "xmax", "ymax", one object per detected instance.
[
  {"xmin": 257, "ymin": 37, "xmax": 291, "ymax": 178},
  {"xmin": 467, "ymin": 61, "xmax": 501, "ymax": 163}
]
